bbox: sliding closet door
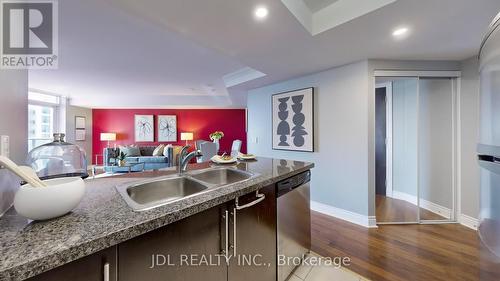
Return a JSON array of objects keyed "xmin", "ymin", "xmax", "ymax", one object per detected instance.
[
  {"xmin": 418, "ymin": 78, "xmax": 456, "ymax": 222},
  {"xmin": 376, "ymin": 77, "xmax": 419, "ymax": 224}
]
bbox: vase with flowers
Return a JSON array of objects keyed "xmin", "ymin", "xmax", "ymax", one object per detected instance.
[{"xmin": 209, "ymin": 131, "xmax": 224, "ymax": 153}]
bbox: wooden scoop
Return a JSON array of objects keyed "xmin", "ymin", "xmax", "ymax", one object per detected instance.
[{"xmin": 0, "ymin": 156, "xmax": 47, "ymax": 187}]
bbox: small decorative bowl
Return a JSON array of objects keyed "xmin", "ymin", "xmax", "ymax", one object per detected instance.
[{"xmin": 14, "ymin": 177, "xmax": 85, "ymax": 221}]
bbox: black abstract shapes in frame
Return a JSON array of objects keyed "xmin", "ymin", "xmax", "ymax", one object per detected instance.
[{"xmin": 272, "ymin": 87, "xmax": 314, "ymax": 152}]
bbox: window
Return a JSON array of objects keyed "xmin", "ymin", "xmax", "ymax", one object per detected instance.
[{"xmin": 28, "ymin": 91, "xmax": 60, "ymax": 152}]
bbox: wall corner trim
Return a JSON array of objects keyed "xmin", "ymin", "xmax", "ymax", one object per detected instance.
[{"xmin": 311, "ymin": 201, "xmax": 377, "ymax": 228}]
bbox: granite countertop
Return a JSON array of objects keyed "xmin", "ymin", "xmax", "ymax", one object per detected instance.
[{"xmin": 0, "ymin": 157, "xmax": 313, "ymax": 281}]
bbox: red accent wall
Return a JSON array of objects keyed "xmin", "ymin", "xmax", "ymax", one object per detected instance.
[{"xmin": 92, "ymin": 109, "xmax": 247, "ymax": 164}]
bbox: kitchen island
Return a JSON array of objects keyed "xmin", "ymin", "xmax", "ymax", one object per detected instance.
[{"xmin": 0, "ymin": 157, "xmax": 313, "ymax": 281}]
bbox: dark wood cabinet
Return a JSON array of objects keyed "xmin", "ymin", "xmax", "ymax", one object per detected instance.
[
  {"xmin": 26, "ymin": 185, "xmax": 277, "ymax": 281},
  {"xmin": 118, "ymin": 205, "xmax": 227, "ymax": 281},
  {"xmin": 118, "ymin": 184, "xmax": 277, "ymax": 281},
  {"xmin": 27, "ymin": 246, "xmax": 117, "ymax": 281}
]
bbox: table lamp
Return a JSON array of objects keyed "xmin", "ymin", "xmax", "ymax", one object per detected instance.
[
  {"xmin": 180, "ymin": 132, "xmax": 193, "ymax": 146},
  {"xmin": 100, "ymin": 133, "xmax": 116, "ymax": 148}
]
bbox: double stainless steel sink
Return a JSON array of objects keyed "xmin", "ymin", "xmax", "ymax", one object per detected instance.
[
  {"xmin": 189, "ymin": 168, "xmax": 254, "ymax": 185},
  {"xmin": 116, "ymin": 167, "xmax": 257, "ymax": 211}
]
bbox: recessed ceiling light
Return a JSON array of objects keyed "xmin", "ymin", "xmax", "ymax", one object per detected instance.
[
  {"xmin": 254, "ymin": 6, "xmax": 268, "ymax": 19},
  {"xmin": 392, "ymin": 27, "xmax": 409, "ymax": 37}
]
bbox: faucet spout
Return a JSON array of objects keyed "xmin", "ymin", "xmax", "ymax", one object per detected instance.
[{"xmin": 177, "ymin": 146, "xmax": 202, "ymax": 175}]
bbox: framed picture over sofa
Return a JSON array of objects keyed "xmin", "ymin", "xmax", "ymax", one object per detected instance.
[
  {"xmin": 158, "ymin": 115, "xmax": 177, "ymax": 142},
  {"xmin": 135, "ymin": 115, "xmax": 154, "ymax": 142}
]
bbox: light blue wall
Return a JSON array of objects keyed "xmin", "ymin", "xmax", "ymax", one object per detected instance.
[
  {"xmin": 247, "ymin": 60, "xmax": 371, "ymax": 216},
  {"xmin": 460, "ymin": 57, "xmax": 480, "ymax": 218},
  {"xmin": 247, "ymin": 59, "xmax": 467, "ymax": 218}
]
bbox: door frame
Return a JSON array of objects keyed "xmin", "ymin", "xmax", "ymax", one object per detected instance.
[
  {"xmin": 375, "ymin": 82, "xmax": 393, "ymax": 198},
  {"xmin": 374, "ymin": 70, "xmax": 461, "ymax": 78},
  {"xmin": 373, "ymin": 70, "xmax": 462, "ymax": 225}
]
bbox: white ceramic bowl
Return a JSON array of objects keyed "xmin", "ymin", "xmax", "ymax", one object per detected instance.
[{"xmin": 14, "ymin": 177, "xmax": 85, "ymax": 221}]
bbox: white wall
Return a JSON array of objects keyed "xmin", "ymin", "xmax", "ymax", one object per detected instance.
[
  {"xmin": 0, "ymin": 70, "xmax": 28, "ymax": 163},
  {"xmin": 248, "ymin": 60, "xmax": 371, "ymax": 216},
  {"xmin": 0, "ymin": 69, "xmax": 28, "ymax": 215},
  {"xmin": 65, "ymin": 104, "xmax": 93, "ymax": 163},
  {"xmin": 460, "ymin": 57, "xmax": 481, "ymax": 219}
]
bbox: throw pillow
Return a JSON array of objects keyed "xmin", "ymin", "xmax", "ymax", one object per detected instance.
[
  {"xmin": 152, "ymin": 144, "xmax": 165, "ymax": 156},
  {"xmin": 119, "ymin": 145, "xmax": 141, "ymax": 157}
]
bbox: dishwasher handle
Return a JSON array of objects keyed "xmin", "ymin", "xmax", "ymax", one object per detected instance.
[
  {"xmin": 235, "ymin": 190, "xmax": 265, "ymax": 210},
  {"xmin": 232, "ymin": 190, "xmax": 266, "ymax": 257}
]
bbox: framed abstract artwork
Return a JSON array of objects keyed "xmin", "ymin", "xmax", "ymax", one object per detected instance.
[
  {"xmin": 75, "ymin": 116, "xmax": 86, "ymax": 129},
  {"xmin": 158, "ymin": 115, "xmax": 177, "ymax": 142},
  {"xmin": 75, "ymin": 116, "xmax": 86, "ymax": 141},
  {"xmin": 272, "ymin": 87, "xmax": 314, "ymax": 152},
  {"xmin": 135, "ymin": 115, "xmax": 154, "ymax": 142},
  {"xmin": 75, "ymin": 129, "xmax": 86, "ymax": 141}
]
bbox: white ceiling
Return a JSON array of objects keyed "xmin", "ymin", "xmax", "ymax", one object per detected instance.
[
  {"xmin": 303, "ymin": 0, "xmax": 339, "ymax": 13},
  {"xmin": 28, "ymin": 0, "xmax": 500, "ymax": 108},
  {"xmin": 282, "ymin": 0, "xmax": 399, "ymax": 35}
]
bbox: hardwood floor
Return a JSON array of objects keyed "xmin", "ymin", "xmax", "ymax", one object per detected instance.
[
  {"xmin": 311, "ymin": 211, "xmax": 500, "ymax": 281},
  {"xmin": 376, "ymin": 195, "xmax": 445, "ymax": 223}
]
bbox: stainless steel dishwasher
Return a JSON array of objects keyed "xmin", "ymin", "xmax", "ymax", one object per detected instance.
[{"xmin": 277, "ymin": 170, "xmax": 311, "ymax": 281}]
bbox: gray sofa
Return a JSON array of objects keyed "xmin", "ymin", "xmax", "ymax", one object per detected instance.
[{"xmin": 103, "ymin": 146, "xmax": 174, "ymax": 173}]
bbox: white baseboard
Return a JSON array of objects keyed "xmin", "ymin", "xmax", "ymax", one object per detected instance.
[
  {"xmin": 389, "ymin": 191, "xmax": 479, "ymax": 230},
  {"xmin": 392, "ymin": 191, "xmax": 418, "ymax": 204},
  {"xmin": 392, "ymin": 191, "xmax": 452, "ymax": 219},
  {"xmin": 311, "ymin": 197, "xmax": 478, "ymax": 230},
  {"xmin": 459, "ymin": 214, "xmax": 479, "ymax": 230},
  {"xmin": 311, "ymin": 201, "xmax": 377, "ymax": 228}
]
